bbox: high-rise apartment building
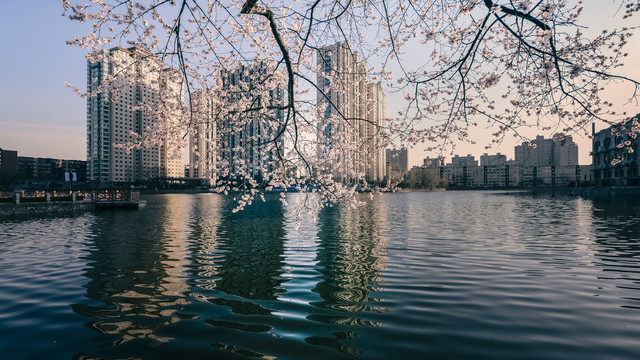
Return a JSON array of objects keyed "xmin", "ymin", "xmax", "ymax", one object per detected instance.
[
  {"xmin": 480, "ymin": 153, "xmax": 507, "ymax": 166},
  {"xmin": 366, "ymin": 82, "xmax": 387, "ymax": 182},
  {"xmin": 217, "ymin": 63, "xmax": 285, "ymax": 183},
  {"xmin": 317, "ymin": 42, "xmax": 386, "ymax": 183},
  {"xmin": 552, "ymin": 133, "xmax": 579, "ymax": 166},
  {"xmin": 423, "ymin": 156, "xmax": 445, "ymax": 168},
  {"xmin": 86, "ymin": 46, "xmax": 183, "ymax": 184},
  {"xmin": 187, "ymin": 90, "xmax": 217, "ymax": 185},
  {"xmin": 386, "ymin": 148, "xmax": 409, "ymax": 174},
  {"xmin": 514, "ymin": 135, "xmax": 551, "ymax": 167},
  {"xmin": 514, "ymin": 133, "xmax": 578, "ymax": 168}
]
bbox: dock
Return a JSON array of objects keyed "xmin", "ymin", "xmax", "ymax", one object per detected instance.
[
  {"xmin": 0, "ymin": 189, "xmax": 146, "ymax": 217},
  {"xmin": 93, "ymin": 190, "xmax": 147, "ymax": 209}
]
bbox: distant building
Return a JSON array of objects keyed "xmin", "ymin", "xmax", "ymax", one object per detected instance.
[
  {"xmin": 451, "ymin": 154, "xmax": 478, "ymax": 168},
  {"xmin": 440, "ymin": 162, "xmax": 482, "ymax": 188},
  {"xmin": 432, "ymin": 154, "xmax": 520, "ymax": 188},
  {"xmin": 506, "ymin": 160, "xmax": 522, "ymax": 187},
  {"xmin": 552, "ymin": 133, "xmax": 579, "ymax": 166},
  {"xmin": 0, "ymin": 148, "xmax": 18, "ymax": 190},
  {"xmin": 17, "ymin": 156, "xmax": 87, "ymax": 187},
  {"xmin": 86, "ymin": 46, "xmax": 183, "ymax": 184},
  {"xmin": 520, "ymin": 165, "xmax": 581, "ymax": 187},
  {"xmin": 591, "ymin": 115, "xmax": 640, "ymax": 186},
  {"xmin": 480, "ymin": 153, "xmax": 507, "ymax": 166},
  {"xmin": 421, "ymin": 142, "xmax": 587, "ymax": 189},
  {"xmin": 579, "ymin": 165, "xmax": 593, "ymax": 184},
  {"xmin": 514, "ymin": 133, "xmax": 578, "ymax": 168},
  {"xmin": 423, "ymin": 156, "xmax": 444, "ymax": 167},
  {"xmin": 386, "ymin": 148, "xmax": 409, "ymax": 174},
  {"xmin": 476, "ymin": 153, "xmax": 509, "ymax": 187},
  {"xmin": 482, "ymin": 165, "xmax": 508, "ymax": 187},
  {"xmin": 515, "ymin": 135, "xmax": 552, "ymax": 167}
]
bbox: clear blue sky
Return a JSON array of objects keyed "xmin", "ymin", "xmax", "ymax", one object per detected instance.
[
  {"xmin": 1, "ymin": 1, "xmax": 638, "ymax": 165},
  {"xmin": 0, "ymin": 1, "xmax": 87, "ymax": 160}
]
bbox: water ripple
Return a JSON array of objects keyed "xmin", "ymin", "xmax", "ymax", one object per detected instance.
[{"xmin": 2, "ymin": 192, "xmax": 640, "ymax": 359}]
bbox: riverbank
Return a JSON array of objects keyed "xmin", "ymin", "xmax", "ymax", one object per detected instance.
[
  {"xmin": 0, "ymin": 189, "xmax": 146, "ymax": 218},
  {"xmin": 141, "ymin": 188, "xmax": 211, "ymax": 194},
  {"xmin": 396, "ymin": 187, "xmax": 447, "ymax": 192},
  {"xmin": 526, "ymin": 186, "xmax": 640, "ymax": 198},
  {"xmin": 412, "ymin": 186, "xmax": 640, "ymax": 198}
]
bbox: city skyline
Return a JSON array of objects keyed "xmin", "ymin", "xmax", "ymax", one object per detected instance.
[{"xmin": 1, "ymin": 1, "xmax": 640, "ymax": 167}]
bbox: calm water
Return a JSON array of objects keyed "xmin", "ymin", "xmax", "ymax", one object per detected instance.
[{"xmin": 1, "ymin": 191, "xmax": 640, "ymax": 359}]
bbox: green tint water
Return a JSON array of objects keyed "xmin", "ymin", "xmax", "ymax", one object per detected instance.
[{"xmin": 1, "ymin": 192, "xmax": 640, "ymax": 359}]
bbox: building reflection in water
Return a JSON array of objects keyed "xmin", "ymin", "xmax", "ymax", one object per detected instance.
[
  {"xmin": 71, "ymin": 193, "xmax": 394, "ymax": 358},
  {"xmin": 191, "ymin": 194, "xmax": 287, "ymax": 356},
  {"xmin": 210, "ymin": 195, "xmax": 287, "ymax": 301},
  {"xmin": 184, "ymin": 194, "xmax": 223, "ymax": 293},
  {"xmin": 309, "ymin": 195, "xmax": 391, "ymax": 355},
  {"xmin": 72, "ymin": 195, "xmax": 195, "ymax": 346},
  {"xmin": 591, "ymin": 197, "xmax": 640, "ymax": 307}
]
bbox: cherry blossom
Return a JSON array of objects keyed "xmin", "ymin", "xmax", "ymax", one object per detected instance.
[{"xmin": 62, "ymin": 0, "xmax": 640, "ymax": 208}]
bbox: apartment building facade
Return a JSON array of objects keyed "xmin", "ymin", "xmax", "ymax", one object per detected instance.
[
  {"xmin": 317, "ymin": 42, "xmax": 386, "ymax": 183},
  {"xmin": 591, "ymin": 116, "xmax": 640, "ymax": 185},
  {"xmin": 86, "ymin": 46, "xmax": 183, "ymax": 184}
]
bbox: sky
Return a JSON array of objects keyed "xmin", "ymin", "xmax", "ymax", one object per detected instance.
[
  {"xmin": 0, "ymin": 1, "xmax": 88, "ymax": 160},
  {"xmin": 1, "ymin": 1, "xmax": 639, "ymax": 166}
]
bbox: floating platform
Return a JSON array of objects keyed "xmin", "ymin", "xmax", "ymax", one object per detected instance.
[
  {"xmin": 93, "ymin": 190, "xmax": 146, "ymax": 209},
  {"xmin": 94, "ymin": 200, "xmax": 147, "ymax": 209}
]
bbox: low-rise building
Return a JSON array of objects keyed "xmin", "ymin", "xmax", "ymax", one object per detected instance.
[
  {"xmin": 441, "ymin": 162, "xmax": 483, "ymax": 188},
  {"xmin": 482, "ymin": 164, "xmax": 509, "ymax": 187},
  {"xmin": 17, "ymin": 156, "xmax": 87, "ymax": 187},
  {"xmin": 0, "ymin": 148, "xmax": 19, "ymax": 190},
  {"xmin": 520, "ymin": 165, "xmax": 581, "ymax": 187},
  {"xmin": 386, "ymin": 148, "xmax": 409, "ymax": 174},
  {"xmin": 579, "ymin": 165, "xmax": 593, "ymax": 184}
]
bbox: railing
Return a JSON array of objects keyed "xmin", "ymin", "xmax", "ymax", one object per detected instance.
[
  {"xmin": 94, "ymin": 190, "xmax": 139, "ymax": 203},
  {"xmin": 1, "ymin": 190, "xmax": 140, "ymax": 205},
  {"xmin": 0, "ymin": 191, "xmax": 88, "ymax": 204},
  {"xmin": 0, "ymin": 192, "xmax": 13, "ymax": 203}
]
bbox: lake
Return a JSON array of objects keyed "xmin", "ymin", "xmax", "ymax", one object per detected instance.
[{"xmin": 1, "ymin": 191, "xmax": 640, "ymax": 359}]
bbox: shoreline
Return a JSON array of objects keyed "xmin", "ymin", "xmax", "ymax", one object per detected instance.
[
  {"xmin": 0, "ymin": 201, "xmax": 94, "ymax": 218},
  {"xmin": 2, "ymin": 186, "xmax": 638, "ymax": 218}
]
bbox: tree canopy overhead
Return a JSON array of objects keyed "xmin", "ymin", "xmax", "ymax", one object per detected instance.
[{"xmin": 64, "ymin": 0, "xmax": 640, "ymax": 204}]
